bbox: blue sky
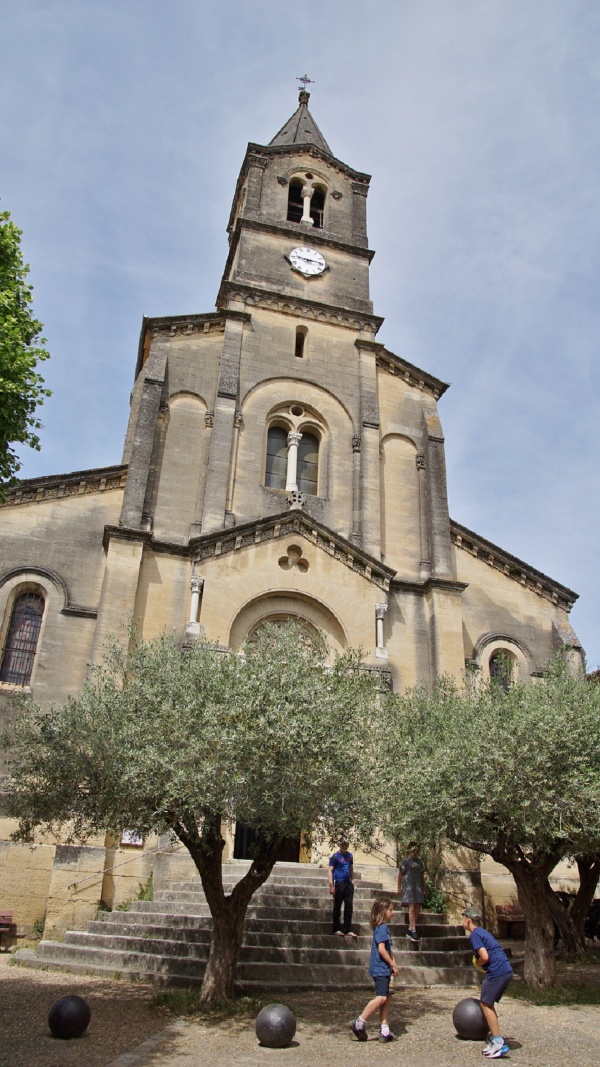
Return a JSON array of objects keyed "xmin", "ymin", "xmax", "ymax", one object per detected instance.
[{"xmin": 2, "ymin": 1, "xmax": 599, "ymax": 667}]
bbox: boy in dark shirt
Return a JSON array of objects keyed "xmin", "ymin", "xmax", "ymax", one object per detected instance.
[
  {"xmin": 328, "ymin": 838, "xmax": 357, "ymax": 938},
  {"xmin": 463, "ymin": 906, "xmax": 513, "ymax": 1058}
]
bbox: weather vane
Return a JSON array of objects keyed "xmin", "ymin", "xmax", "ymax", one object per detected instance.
[{"xmin": 297, "ymin": 74, "xmax": 315, "ymax": 92}]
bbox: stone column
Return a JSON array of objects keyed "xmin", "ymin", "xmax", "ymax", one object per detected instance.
[
  {"xmin": 351, "ymin": 433, "xmax": 362, "ymax": 544},
  {"xmin": 301, "ymin": 185, "xmax": 314, "ymax": 224},
  {"xmin": 416, "ymin": 452, "xmax": 431, "ymax": 581},
  {"xmin": 189, "ymin": 576, "xmax": 204, "ymax": 624},
  {"xmin": 285, "ymin": 431, "xmax": 302, "ymax": 491},
  {"xmin": 375, "ymin": 602, "xmax": 389, "ymax": 659}
]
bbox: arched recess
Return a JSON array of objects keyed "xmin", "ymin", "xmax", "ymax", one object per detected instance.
[
  {"xmin": 228, "ymin": 592, "xmax": 347, "ymax": 654},
  {"xmin": 380, "ymin": 434, "xmax": 420, "ymax": 577},
  {"xmin": 0, "ymin": 570, "xmax": 64, "ymax": 689},
  {"xmin": 153, "ymin": 392, "xmax": 207, "ymax": 542},
  {"xmin": 475, "ymin": 633, "xmax": 533, "ymax": 683},
  {"xmin": 232, "ymin": 378, "xmax": 354, "ymax": 535}
]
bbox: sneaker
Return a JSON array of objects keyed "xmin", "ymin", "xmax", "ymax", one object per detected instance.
[
  {"xmin": 334, "ymin": 929, "xmax": 344, "ymax": 936},
  {"xmin": 378, "ymin": 1031, "xmax": 396, "ymax": 1042},
  {"xmin": 483, "ymin": 1041, "xmax": 509, "ymax": 1058},
  {"xmin": 345, "ymin": 931, "xmax": 358, "ymax": 939},
  {"xmin": 351, "ymin": 1020, "xmax": 368, "ymax": 1042},
  {"xmin": 406, "ymin": 928, "xmax": 420, "ymax": 942}
]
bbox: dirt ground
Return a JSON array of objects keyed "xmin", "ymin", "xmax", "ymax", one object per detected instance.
[{"xmin": 1, "ymin": 952, "xmax": 598, "ymax": 1067}]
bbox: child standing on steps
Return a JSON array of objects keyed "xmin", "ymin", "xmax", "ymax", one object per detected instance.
[{"xmin": 351, "ymin": 898, "xmax": 399, "ymax": 1043}]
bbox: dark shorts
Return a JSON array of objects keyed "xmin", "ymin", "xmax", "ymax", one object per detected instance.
[
  {"xmin": 372, "ymin": 974, "xmax": 390, "ymax": 997},
  {"xmin": 480, "ymin": 970, "xmax": 513, "ymax": 1006}
]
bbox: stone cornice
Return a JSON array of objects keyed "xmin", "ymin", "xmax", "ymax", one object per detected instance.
[
  {"xmin": 371, "ymin": 345, "xmax": 449, "ymax": 400},
  {"xmin": 219, "ymin": 281, "xmax": 384, "ymax": 335},
  {"xmin": 230, "ymin": 215, "xmax": 376, "ymax": 262},
  {"xmin": 1, "ymin": 465, "xmax": 128, "ymax": 509},
  {"xmin": 450, "ymin": 519, "xmax": 578, "ymax": 611},
  {"xmin": 389, "ymin": 576, "xmax": 468, "ymax": 595},
  {"xmin": 190, "ymin": 511, "xmax": 396, "ymax": 592}
]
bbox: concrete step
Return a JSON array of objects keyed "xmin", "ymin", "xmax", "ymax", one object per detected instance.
[{"xmin": 87, "ymin": 920, "xmax": 469, "ymax": 953}]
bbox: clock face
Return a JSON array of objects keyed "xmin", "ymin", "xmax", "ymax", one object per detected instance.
[{"xmin": 289, "ymin": 247, "xmax": 326, "ymax": 276}]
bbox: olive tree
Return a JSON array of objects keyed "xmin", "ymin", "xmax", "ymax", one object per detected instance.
[
  {"xmin": 381, "ymin": 661, "xmax": 600, "ymax": 988},
  {"xmin": 0, "ymin": 210, "xmax": 50, "ymax": 491},
  {"xmin": 2, "ymin": 623, "xmax": 383, "ymax": 1003}
]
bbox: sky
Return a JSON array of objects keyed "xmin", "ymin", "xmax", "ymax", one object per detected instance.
[{"xmin": 1, "ymin": 1, "xmax": 599, "ymax": 667}]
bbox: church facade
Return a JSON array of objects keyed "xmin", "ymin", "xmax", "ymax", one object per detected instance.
[{"xmin": 0, "ymin": 93, "xmax": 582, "ymax": 931}]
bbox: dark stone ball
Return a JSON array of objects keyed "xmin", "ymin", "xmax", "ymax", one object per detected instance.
[
  {"xmin": 452, "ymin": 996, "xmax": 488, "ymax": 1040},
  {"xmin": 255, "ymin": 1002, "xmax": 297, "ymax": 1048},
  {"xmin": 48, "ymin": 994, "xmax": 91, "ymax": 1039}
]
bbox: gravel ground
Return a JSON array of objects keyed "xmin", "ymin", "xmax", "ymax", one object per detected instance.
[{"xmin": 1, "ymin": 954, "xmax": 599, "ymax": 1067}]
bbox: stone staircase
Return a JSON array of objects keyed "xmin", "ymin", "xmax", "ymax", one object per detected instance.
[{"xmin": 17, "ymin": 862, "xmax": 477, "ymax": 991}]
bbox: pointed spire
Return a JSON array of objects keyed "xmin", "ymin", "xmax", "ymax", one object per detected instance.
[{"xmin": 269, "ymin": 90, "xmax": 332, "ymax": 155}]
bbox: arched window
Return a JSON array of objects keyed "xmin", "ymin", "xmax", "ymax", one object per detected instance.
[
  {"xmin": 297, "ymin": 432, "xmax": 319, "ymax": 494},
  {"xmin": 265, "ymin": 427, "xmax": 288, "ymax": 490},
  {"xmin": 489, "ymin": 650, "xmax": 515, "ymax": 693},
  {"xmin": 287, "ymin": 179, "xmax": 304, "ymax": 223},
  {"xmin": 0, "ymin": 591, "xmax": 45, "ymax": 686}
]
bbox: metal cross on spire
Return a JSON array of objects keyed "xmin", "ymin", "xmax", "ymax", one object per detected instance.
[{"xmin": 296, "ymin": 74, "xmax": 315, "ymax": 93}]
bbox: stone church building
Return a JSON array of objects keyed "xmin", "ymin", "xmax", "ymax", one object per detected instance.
[{"xmin": 0, "ymin": 92, "xmax": 582, "ymax": 933}]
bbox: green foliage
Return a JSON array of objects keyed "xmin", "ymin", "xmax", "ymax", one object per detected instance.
[
  {"xmin": 423, "ymin": 877, "xmax": 448, "ymax": 917},
  {"xmin": 2, "ymin": 623, "xmax": 383, "ymax": 854},
  {"xmin": 382, "ymin": 658, "xmax": 600, "ymax": 861},
  {"xmin": 31, "ymin": 916, "xmax": 45, "ymax": 938},
  {"xmin": 137, "ymin": 873, "xmax": 153, "ymax": 901},
  {"xmin": 0, "ymin": 211, "xmax": 51, "ymax": 490}
]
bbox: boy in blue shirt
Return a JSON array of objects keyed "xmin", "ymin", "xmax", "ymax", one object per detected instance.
[
  {"xmin": 328, "ymin": 838, "xmax": 357, "ymax": 937},
  {"xmin": 463, "ymin": 906, "xmax": 513, "ymax": 1058}
]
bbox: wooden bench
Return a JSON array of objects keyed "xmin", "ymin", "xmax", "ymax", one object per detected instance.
[
  {"xmin": 496, "ymin": 904, "xmax": 525, "ymax": 939},
  {"xmin": 0, "ymin": 911, "xmax": 17, "ymax": 952}
]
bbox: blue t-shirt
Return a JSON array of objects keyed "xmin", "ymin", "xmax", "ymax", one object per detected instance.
[
  {"xmin": 369, "ymin": 922, "xmax": 392, "ymax": 977},
  {"xmin": 469, "ymin": 927, "xmax": 513, "ymax": 979},
  {"xmin": 329, "ymin": 850, "xmax": 353, "ymax": 883}
]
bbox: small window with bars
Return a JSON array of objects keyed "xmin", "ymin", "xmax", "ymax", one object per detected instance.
[{"xmin": 0, "ymin": 591, "xmax": 45, "ymax": 686}]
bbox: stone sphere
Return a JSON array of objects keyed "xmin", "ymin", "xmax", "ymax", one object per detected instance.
[
  {"xmin": 48, "ymin": 994, "xmax": 91, "ymax": 1039},
  {"xmin": 452, "ymin": 997, "xmax": 488, "ymax": 1040},
  {"xmin": 255, "ymin": 1002, "xmax": 297, "ymax": 1048}
]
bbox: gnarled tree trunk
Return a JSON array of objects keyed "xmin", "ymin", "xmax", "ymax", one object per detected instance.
[
  {"xmin": 173, "ymin": 810, "xmax": 283, "ymax": 1004},
  {"xmin": 546, "ymin": 881, "xmax": 583, "ymax": 957}
]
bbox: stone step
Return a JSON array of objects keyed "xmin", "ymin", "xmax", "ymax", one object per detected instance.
[
  {"xmin": 61, "ymin": 929, "xmax": 472, "ymax": 969},
  {"xmin": 30, "ymin": 941, "xmax": 476, "ymax": 990},
  {"xmin": 87, "ymin": 920, "xmax": 469, "ymax": 952}
]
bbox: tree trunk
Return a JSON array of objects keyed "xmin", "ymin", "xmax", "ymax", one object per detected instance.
[
  {"xmin": 511, "ymin": 863, "xmax": 557, "ymax": 987},
  {"xmin": 172, "ymin": 811, "xmax": 283, "ymax": 1004},
  {"xmin": 571, "ymin": 854, "xmax": 600, "ymax": 943},
  {"xmin": 546, "ymin": 882, "xmax": 583, "ymax": 957}
]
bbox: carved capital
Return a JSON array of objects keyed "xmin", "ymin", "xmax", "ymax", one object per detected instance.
[
  {"xmin": 205, "ymin": 411, "xmax": 214, "ymax": 428},
  {"xmin": 287, "ymin": 489, "xmax": 306, "ymax": 511},
  {"xmin": 248, "ymin": 153, "xmax": 268, "ymax": 169},
  {"xmin": 375, "ymin": 602, "xmax": 389, "ymax": 620},
  {"xmin": 287, "ymin": 431, "xmax": 302, "ymax": 448},
  {"xmin": 190, "ymin": 576, "xmax": 204, "ymax": 595},
  {"xmin": 352, "ymin": 181, "xmax": 369, "ymax": 197},
  {"xmin": 352, "ymin": 433, "xmax": 362, "ymax": 453},
  {"xmin": 234, "ymin": 411, "xmax": 243, "ymax": 428},
  {"xmin": 416, "ymin": 453, "xmax": 426, "ymax": 470}
]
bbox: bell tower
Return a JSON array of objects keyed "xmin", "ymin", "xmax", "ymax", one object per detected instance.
[{"xmin": 218, "ymin": 90, "xmax": 378, "ymax": 322}]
